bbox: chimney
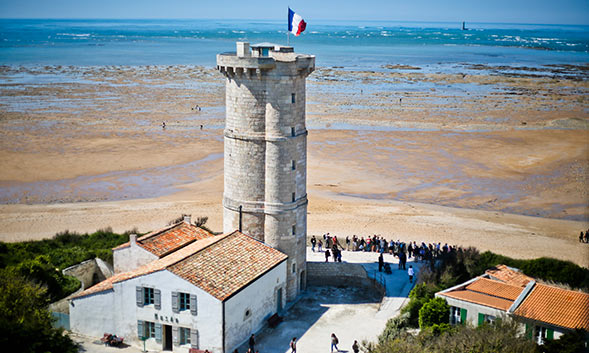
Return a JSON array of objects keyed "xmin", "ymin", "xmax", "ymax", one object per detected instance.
[
  {"xmin": 183, "ymin": 214, "xmax": 191, "ymax": 224},
  {"xmin": 236, "ymin": 42, "xmax": 250, "ymax": 58},
  {"xmin": 129, "ymin": 234, "xmax": 137, "ymax": 247}
]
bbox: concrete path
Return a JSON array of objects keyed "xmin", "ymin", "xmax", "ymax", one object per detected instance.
[{"xmin": 241, "ymin": 248, "xmax": 420, "ymax": 353}]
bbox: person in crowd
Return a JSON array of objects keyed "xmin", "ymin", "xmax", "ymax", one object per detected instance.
[{"xmin": 378, "ymin": 252, "xmax": 384, "ymax": 272}]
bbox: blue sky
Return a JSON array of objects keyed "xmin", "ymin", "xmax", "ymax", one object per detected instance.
[{"xmin": 1, "ymin": 0, "xmax": 588, "ymax": 25}]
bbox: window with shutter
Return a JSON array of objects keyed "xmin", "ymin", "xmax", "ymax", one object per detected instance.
[
  {"xmin": 190, "ymin": 329, "xmax": 199, "ymax": 349},
  {"xmin": 180, "ymin": 327, "xmax": 191, "ymax": 345},
  {"xmin": 190, "ymin": 294, "xmax": 197, "ymax": 315},
  {"xmin": 172, "ymin": 291, "xmax": 179, "ymax": 313},
  {"xmin": 478, "ymin": 313, "xmax": 484, "ymax": 326},
  {"xmin": 172, "ymin": 326, "xmax": 179, "ymax": 345},
  {"xmin": 155, "ymin": 323, "xmax": 162, "ymax": 343},
  {"xmin": 460, "ymin": 308, "xmax": 467, "ymax": 325},
  {"xmin": 136, "ymin": 286, "xmax": 144, "ymax": 307},
  {"xmin": 137, "ymin": 320, "xmax": 144, "ymax": 339},
  {"xmin": 179, "ymin": 292, "xmax": 190, "ymax": 311},
  {"xmin": 154, "ymin": 289, "xmax": 161, "ymax": 310}
]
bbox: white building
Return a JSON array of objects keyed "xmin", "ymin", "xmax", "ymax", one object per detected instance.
[
  {"xmin": 436, "ymin": 265, "xmax": 589, "ymax": 345},
  {"xmin": 70, "ymin": 227, "xmax": 288, "ymax": 353}
]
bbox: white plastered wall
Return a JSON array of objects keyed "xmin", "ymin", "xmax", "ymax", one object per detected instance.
[{"xmin": 224, "ymin": 261, "xmax": 287, "ymax": 352}]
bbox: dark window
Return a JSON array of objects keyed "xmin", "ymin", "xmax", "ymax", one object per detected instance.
[
  {"xmin": 292, "ymin": 263, "xmax": 296, "ymax": 273},
  {"xmin": 292, "ymin": 225, "xmax": 296, "ymax": 236},
  {"xmin": 179, "ymin": 327, "xmax": 191, "ymax": 345},
  {"xmin": 146, "ymin": 321, "xmax": 156, "ymax": 338},
  {"xmin": 291, "ymin": 93, "xmax": 296, "ymax": 103},
  {"xmin": 179, "ymin": 292, "xmax": 190, "ymax": 311},
  {"xmin": 292, "ymin": 192, "xmax": 296, "ymax": 202},
  {"xmin": 144, "ymin": 287, "xmax": 154, "ymax": 305},
  {"xmin": 292, "ymin": 160, "xmax": 296, "ymax": 170},
  {"xmin": 291, "ymin": 127, "xmax": 295, "ymax": 137}
]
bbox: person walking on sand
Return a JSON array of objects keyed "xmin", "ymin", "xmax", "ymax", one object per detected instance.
[
  {"xmin": 352, "ymin": 340, "xmax": 360, "ymax": 353},
  {"xmin": 290, "ymin": 337, "xmax": 297, "ymax": 353},
  {"xmin": 331, "ymin": 333, "xmax": 339, "ymax": 352},
  {"xmin": 318, "ymin": 239, "xmax": 323, "ymax": 252},
  {"xmin": 325, "ymin": 249, "xmax": 331, "ymax": 262},
  {"xmin": 311, "ymin": 235, "xmax": 317, "ymax": 252},
  {"xmin": 408, "ymin": 265, "xmax": 414, "ymax": 283},
  {"xmin": 581, "ymin": 231, "xmax": 585, "ymax": 243}
]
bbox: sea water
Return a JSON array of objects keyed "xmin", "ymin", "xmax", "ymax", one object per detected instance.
[{"xmin": 0, "ymin": 19, "xmax": 588, "ymax": 69}]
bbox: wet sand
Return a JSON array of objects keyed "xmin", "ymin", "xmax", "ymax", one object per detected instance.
[{"xmin": 0, "ymin": 64, "xmax": 587, "ymax": 267}]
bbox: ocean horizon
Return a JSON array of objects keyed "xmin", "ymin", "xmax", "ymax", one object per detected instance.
[{"xmin": 1, "ymin": 19, "xmax": 588, "ymax": 69}]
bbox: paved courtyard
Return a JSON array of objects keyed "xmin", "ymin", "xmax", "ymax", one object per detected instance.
[{"xmin": 238, "ymin": 248, "xmax": 420, "ymax": 353}]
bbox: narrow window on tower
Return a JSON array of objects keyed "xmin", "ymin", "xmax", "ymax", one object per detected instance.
[
  {"xmin": 291, "ymin": 160, "xmax": 296, "ymax": 170},
  {"xmin": 292, "ymin": 225, "xmax": 296, "ymax": 236},
  {"xmin": 291, "ymin": 127, "xmax": 295, "ymax": 137},
  {"xmin": 291, "ymin": 93, "xmax": 296, "ymax": 103},
  {"xmin": 292, "ymin": 263, "xmax": 296, "ymax": 273},
  {"xmin": 292, "ymin": 192, "xmax": 295, "ymax": 202}
]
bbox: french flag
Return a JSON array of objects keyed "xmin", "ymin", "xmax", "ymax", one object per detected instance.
[{"xmin": 288, "ymin": 7, "xmax": 306, "ymax": 36}]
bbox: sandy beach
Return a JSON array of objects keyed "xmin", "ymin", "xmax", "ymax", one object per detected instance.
[{"xmin": 0, "ymin": 63, "xmax": 588, "ymax": 267}]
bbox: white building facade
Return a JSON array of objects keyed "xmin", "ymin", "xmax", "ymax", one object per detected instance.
[{"xmin": 70, "ymin": 231, "xmax": 288, "ymax": 353}]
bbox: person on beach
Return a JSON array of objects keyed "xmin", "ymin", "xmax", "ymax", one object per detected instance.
[
  {"xmin": 311, "ymin": 235, "xmax": 317, "ymax": 252},
  {"xmin": 162, "ymin": 121, "xmax": 166, "ymax": 129},
  {"xmin": 408, "ymin": 265, "xmax": 414, "ymax": 283},
  {"xmin": 581, "ymin": 231, "xmax": 584, "ymax": 243},
  {"xmin": 378, "ymin": 253, "xmax": 384, "ymax": 272},
  {"xmin": 290, "ymin": 337, "xmax": 297, "ymax": 353},
  {"xmin": 325, "ymin": 249, "xmax": 331, "ymax": 262},
  {"xmin": 318, "ymin": 239, "xmax": 323, "ymax": 252},
  {"xmin": 331, "ymin": 333, "xmax": 339, "ymax": 352}
]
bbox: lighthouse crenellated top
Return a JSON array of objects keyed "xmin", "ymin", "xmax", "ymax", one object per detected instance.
[{"xmin": 216, "ymin": 41, "xmax": 315, "ymax": 77}]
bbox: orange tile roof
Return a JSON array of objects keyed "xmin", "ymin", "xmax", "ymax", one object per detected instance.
[
  {"xmin": 168, "ymin": 231, "xmax": 288, "ymax": 301},
  {"xmin": 112, "ymin": 222, "xmax": 214, "ymax": 257},
  {"xmin": 466, "ymin": 277, "xmax": 524, "ymax": 301},
  {"xmin": 442, "ymin": 289, "xmax": 515, "ymax": 311},
  {"xmin": 73, "ymin": 234, "xmax": 226, "ymax": 299},
  {"xmin": 73, "ymin": 231, "xmax": 287, "ymax": 302},
  {"xmin": 438, "ymin": 277, "xmax": 524, "ymax": 310},
  {"xmin": 485, "ymin": 265, "xmax": 534, "ymax": 288},
  {"xmin": 514, "ymin": 283, "xmax": 589, "ymax": 330}
]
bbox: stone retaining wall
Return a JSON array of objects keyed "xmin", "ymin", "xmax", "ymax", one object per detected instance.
[{"xmin": 307, "ymin": 262, "xmax": 385, "ymax": 297}]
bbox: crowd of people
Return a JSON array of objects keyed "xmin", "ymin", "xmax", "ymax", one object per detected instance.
[{"xmin": 311, "ymin": 233, "xmax": 458, "ymax": 264}]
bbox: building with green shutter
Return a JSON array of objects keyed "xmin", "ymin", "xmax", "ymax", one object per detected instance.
[
  {"xmin": 70, "ymin": 229, "xmax": 288, "ymax": 353},
  {"xmin": 435, "ymin": 265, "xmax": 589, "ymax": 345}
]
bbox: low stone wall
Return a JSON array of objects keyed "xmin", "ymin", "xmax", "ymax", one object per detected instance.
[
  {"xmin": 307, "ymin": 262, "xmax": 385, "ymax": 297},
  {"xmin": 62, "ymin": 258, "xmax": 113, "ymax": 291}
]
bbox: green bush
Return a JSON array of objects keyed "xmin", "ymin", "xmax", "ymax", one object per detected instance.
[
  {"xmin": 379, "ymin": 313, "xmax": 410, "ymax": 344},
  {"xmin": 0, "ymin": 228, "xmax": 129, "ymax": 301},
  {"xmin": 401, "ymin": 283, "xmax": 440, "ymax": 327},
  {"xmin": 0, "ymin": 269, "xmax": 78, "ymax": 353},
  {"xmin": 418, "ymin": 297, "xmax": 450, "ymax": 329}
]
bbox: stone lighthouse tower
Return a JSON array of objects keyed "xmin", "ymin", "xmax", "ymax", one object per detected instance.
[{"xmin": 217, "ymin": 42, "xmax": 315, "ymax": 301}]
